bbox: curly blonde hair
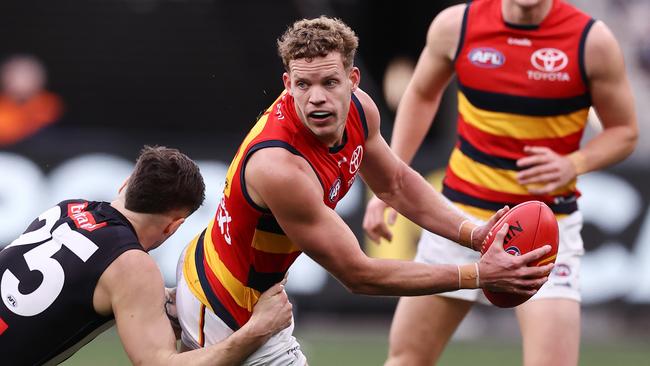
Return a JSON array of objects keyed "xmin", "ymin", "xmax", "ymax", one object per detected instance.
[{"xmin": 277, "ymin": 16, "xmax": 359, "ymax": 71}]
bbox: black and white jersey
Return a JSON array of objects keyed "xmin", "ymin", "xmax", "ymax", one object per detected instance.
[{"xmin": 0, "ymin": 200, "xmax": 143, "ymax": 365}]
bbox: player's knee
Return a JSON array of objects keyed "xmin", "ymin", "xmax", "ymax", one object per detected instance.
[{"xmin": 386, "ymin": 347, "xmax": 436, "ymax": 366}]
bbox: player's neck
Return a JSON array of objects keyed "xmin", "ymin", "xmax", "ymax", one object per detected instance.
[
  {"xmin": 310, "ymin": 122, "xmax": 346, "ymax": 148},
  {"xmin": 502, "ymin": 0, "xmax": 553, "ymax": 26},
  {"xmin": 110, "ymin": 199, "xmax": 161, "ymax": 251}
]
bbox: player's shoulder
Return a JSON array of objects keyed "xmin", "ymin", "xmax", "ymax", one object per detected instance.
[
  {"xmin": 352, "ymin": 88, "xmax": 380, "ymax": 137},
  {"xmin": 97, "ymin": 248, "xmax": 162, "ymax": 313},
  {"xmin": 584, "ymin": 20, "xmax": 625, "ymax": 77},
  {"xmin": 429, "ymin": 3, "xmax": 466, "ymax": 38},
  {"xmin": 245, "ymin": 143, "xmax": 324, "ymax": 206},
  {"xmin": 585, "ymin": 20, "xmax": 620, "ymax": 53},
  {"xmin": 247, "ymin": 147, "xmax": 312, "ymax": 184},
  {"xmin": 112, "ymin": 249, "xmax": 157, "ymax": 274},
  {"xmin": 104, "ymin": 249, "xmax": 161, "ymax": 290},
  {"xmin": 63, "ymin": 201, "xmax": 139, "ymax": 243},
  {"xmin": 425, "ymin": 4, "xmax": 467, "ymax": 60}
]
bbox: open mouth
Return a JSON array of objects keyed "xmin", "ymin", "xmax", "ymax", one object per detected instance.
[{"xmin": 308, "ymin": 111, "xmax": 333, "ymax": 120}]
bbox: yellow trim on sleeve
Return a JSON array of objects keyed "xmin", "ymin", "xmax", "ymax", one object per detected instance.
[{"xmin": 252, "ymin": 230, "xmax": 301, "ymax": 254}]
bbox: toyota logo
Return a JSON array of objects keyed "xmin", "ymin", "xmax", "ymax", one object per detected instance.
[
  {"xmin": 531, "ymin": 48, "xmax": 568, "ymax": 72},
  {"xmin": 349, "ymin": 145, "xmax": 363, "ymax": 174}
]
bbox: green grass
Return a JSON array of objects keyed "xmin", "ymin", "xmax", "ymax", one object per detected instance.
[{"xmin": 62, "ymin": 325, "xmax": 650, "ymax": 366}]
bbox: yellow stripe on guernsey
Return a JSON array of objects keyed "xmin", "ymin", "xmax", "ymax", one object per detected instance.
[
  {"xmin": 184, "ymin": 219, "xmax": 261, "ymax": 312},
  {"xmin": 458, "ymin": 92, "xmax": 589, "ymax": 139},
  {"xmin": 202, "ymin": 219, "xmax": 260, "ymax": 311},
  {"xmin": 183, "ymin": 233, "xmax": 210, "ymax": 309},
  {"xmin": 448, "ymin": 148, "xmax": 576, "ymax": 197},
  {"xmin": 224, "ymin": 92, "xmax": 286, "ymax": 198},
  {"xmin": 252, "ymin": 230, "xmax": 300, "ymax": 254}
]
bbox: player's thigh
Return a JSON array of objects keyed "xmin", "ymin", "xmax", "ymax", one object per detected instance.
[
  {"xmin": 516, "ymin": 298, "xmax": 580, "ymax": 366},
  {"xmin": 386, "ymin": 295, "xmax": 473, "ymax": 366}
]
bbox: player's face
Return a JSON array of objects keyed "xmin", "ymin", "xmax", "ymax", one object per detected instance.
[
  {"xmin": 283, "ymin": 52, "xmax": 360, "ymax": 146},
  {"xmin": 506, "ymin": 0, "xmax": 548, "ymax": 9}
]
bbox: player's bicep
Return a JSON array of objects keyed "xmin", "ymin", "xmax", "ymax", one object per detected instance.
[
  {"xmin": 248, "ymin": 153, "xmax": 368, "ymax": 283},
  {"xmin": 108, "ymin": 252, "xmax": 176, "ymax": 364},
  {"xmin": 586, "ymin": 22, "xmax": 636, "ymax": 130}
]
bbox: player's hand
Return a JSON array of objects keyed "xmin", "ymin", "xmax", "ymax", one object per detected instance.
[
  {"xmin": 468, "ymin": 206, "xmax": 509, "ymax": 251},
  {"xmin": 363, "ymin": 195, "xmax": 398, "ymax": 243},
  {"xmin": 516, "ymin": 146, "xmax": 577, "ymax": 195},
  {"xmin": 246, "ymin": 279, "xmax": 293, "ymax": 340},
  {"xmin": 164, "ymin": 287, "xmax": 182, "ymax": 339},
  {"xmin": 478, "ymin": 224, "xmax": 554, "ymax": 296}
]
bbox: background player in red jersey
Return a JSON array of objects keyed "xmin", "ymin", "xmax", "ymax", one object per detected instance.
[
  {"xmin": 176, "ymin": 16, "xmax": 554, "ymax": 365},
  {"xmin": 363, "ymin": 0, "xmax": 638, "ymax": 365},
  {"xmin": 0, "ymin": 146, "xmax": 292, "ymax": 365}
]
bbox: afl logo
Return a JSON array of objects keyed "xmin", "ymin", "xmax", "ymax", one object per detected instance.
[
  {"xmin": 468, "ymin": 47, "xmax": 505, "ymax": 68},
  {"xmin": 328, "ymin": 177, "xmax": 342, "ymax": 203},
  {"xmin": 349, "ymin": 145, "xmax": 363, "ymax": 174},
  {"xmin": 505, "ymin": 246, "xmax": 521, "ymax": 256},
  {"xmin": 531, "ymin": 48, "xmax": 568, "ymax": 72}
]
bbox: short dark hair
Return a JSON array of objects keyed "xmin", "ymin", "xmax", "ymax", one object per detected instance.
[
  {"xmin": 277, "ymin": 16, "xmax": 359, "ymax": 71},
  {"xmin": 125, "ymin": 146, "xmax": 205, "ymax": 215}
]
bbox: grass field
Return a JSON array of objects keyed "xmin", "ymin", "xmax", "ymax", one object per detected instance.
[{"xmin": 62, "ymin": 323, "xmax": 650, "ymax": 365}]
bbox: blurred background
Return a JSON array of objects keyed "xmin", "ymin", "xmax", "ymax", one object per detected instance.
[{"xmin": 1, "ymin": 0, "xmax": 648, "ymax": 364}]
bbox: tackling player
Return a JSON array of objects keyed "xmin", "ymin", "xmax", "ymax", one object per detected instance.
[{"xmin": 0, "ymin": 146, "xmax": 293, "ymax": 365}]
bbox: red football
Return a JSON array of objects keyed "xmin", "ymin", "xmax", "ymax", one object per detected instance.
[{"xmin": 480, "ymin": 201, "xmax": 559, "ymax": 308}]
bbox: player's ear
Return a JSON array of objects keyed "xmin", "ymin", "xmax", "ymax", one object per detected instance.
[
  {"xmin": 164, "ymin": 217, "xmax": 185, "ymax": 236},
  {"xmin": 349, "ymin": 67, "xmax": 360, "ymax": 92},
  {"xmin": 282, "ymin": 72, "xmax": 292, "ymax": 95},
  {"xmin": 118, "ymin": 176, "xmax": 130, "ymax": 194}
]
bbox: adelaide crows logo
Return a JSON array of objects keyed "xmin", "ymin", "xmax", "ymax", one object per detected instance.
[{"xmin": 328, "ymin": 177, "xmax": 342, "ymax": 203}]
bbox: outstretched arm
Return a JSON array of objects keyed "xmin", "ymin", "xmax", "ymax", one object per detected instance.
[
  {"xmin": 101, "ymin": 250, "xmax": 292, "ymax": 366},
  {"xmin": 244, "ymin": 145, "xmax": 550, "ymax": 297}
]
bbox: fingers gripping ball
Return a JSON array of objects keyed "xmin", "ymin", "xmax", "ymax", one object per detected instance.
[{"xmin": 480, "ymin": 201, "xmax": 559, "ymax": 307}]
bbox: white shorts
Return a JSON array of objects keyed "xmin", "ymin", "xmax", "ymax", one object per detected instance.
[
  {"xmin": 414, "ymin": 205, "xmax": 584, "ymax": 304},
  {"xmin": 175, "ymin": 248, "xmax": 307, "ymax": 366}
]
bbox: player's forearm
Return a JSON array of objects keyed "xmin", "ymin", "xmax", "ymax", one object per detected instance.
[
  {"xmin": 164, "ymin": 326, "xmax": 266, "ymax": 366},
  {"xmin": 376, "ymin": 161, "xmax": 467, "ymax": 243},
  {"xmin": 390, "ymin": 87, "xmax": 441, "ymax": 165},
  {"xmin": 571, "ymin": 124, "xmax": 637, "ymax": 175},
  {"xmin": 344, "ymin": 258, "xmax": 461, "ymax": 296}
]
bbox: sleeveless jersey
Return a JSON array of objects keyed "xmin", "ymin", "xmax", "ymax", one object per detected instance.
[
  {"xmin": 445, "ymin": 0, "xmax": 594, "ymax": 220},
  {"xmin": 184, "ymin": 91, "xmax": 368, "ymax": 330},
  {"xmin": 0, "ymin": 200, "xmax": 143, "ymax": 365}
]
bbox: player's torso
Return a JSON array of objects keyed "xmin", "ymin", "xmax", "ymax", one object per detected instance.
[
  {"xmin": 184, "ymin": 91, "xmax": 367, "ymax": 329},
  {"xmin": 0, "ymin": 200, "xmax": 142, "ymax": 365},
  {"xmin": 446, "ymin": 0, "xmax": 594, "ymax": 220}
]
